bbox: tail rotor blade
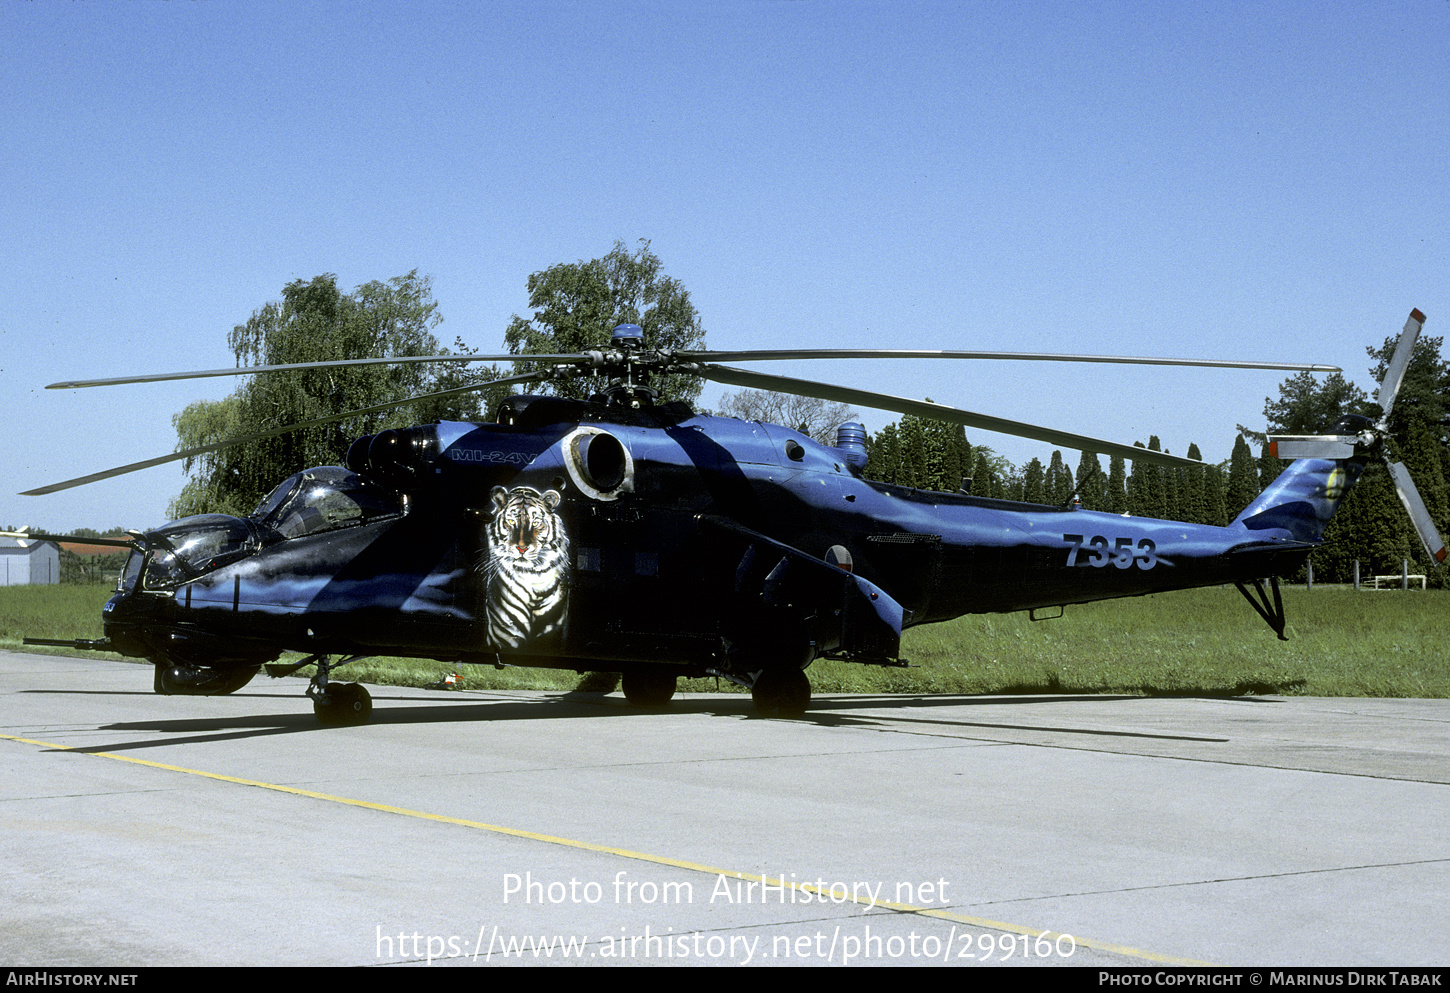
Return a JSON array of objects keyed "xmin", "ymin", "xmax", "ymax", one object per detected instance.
[
  {"xmin": 1376, "ymin": 309, "xmax": 1425, "ymax": 425},
  {"xmin": 1385, "ymin": 459, "xmax": 1448, "ymax": 565},
  {"xmin": 1267, "ymin": 435, "xmax": 1361, "ymax": 460}
]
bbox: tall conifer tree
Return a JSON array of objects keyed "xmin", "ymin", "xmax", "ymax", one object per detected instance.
[
  {"xmin": 1226, "ymin": 434, "xmax": 1259, "ymax": 519},
  {"xmin": 1075, "ymin": 452, "xmax": 1104, "ymax": 509},
  {"xmin": 1022, "ymin": 458, "xmax": 1045, "ymax": 504},
  {"xmin": 1046, "ymin": 451, "xmax": 1070, "ymax": 506},
  {"xmin": 1181, "ymin": 443, "xmax": 1207, "ymax": 524},
  {"xmin": 1203, "ymin": 463, "xmax": 1228, "ymax": 526},
  {"xmin": 1105, "ymin": 454, "xmax": 1128, "ymax": 514}
]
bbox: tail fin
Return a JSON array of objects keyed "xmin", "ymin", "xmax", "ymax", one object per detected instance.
[{"xmin": 1231, "ymin": 457, "xmax": 1365, "ymax": 544}]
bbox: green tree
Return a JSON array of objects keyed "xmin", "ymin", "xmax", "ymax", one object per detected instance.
[
  {"xmin": 1164, "ymin": 457, "xmax": 1182, "ymax": 522},
  {"xmin": 170, "ymin": 394, "xmax": 247, "ymax": 518},
  {"xmin": 504, "ymin": 239, "xmax": 706, "ymax": 404},
  {"xmin": 1128, "ymin": 438, "xmax": 1167, "ymax": 518},
  {"xmin": 1257, "ymin": 333, "xmax": 1449, "ymax": 583},
  {"xmin": 974, "ymin": 446, "xmax": 1009, "ymax": 495},
  {"xmin": 1401, "ymin": 420, "xmax": 1450, "ymax": 552},
  {"xmin": 1104, "ymin": 454, "xmax": 1128, "ymax": 514},
  {"xmin": 941, "ymin": 419, "xmax": 973, "ymax": 494},
  {"xmin": 1179, "ymin": 443, "xmax": 1206, "ymax": 524},
  {"xmin": 1369, "ymin": 331, "xmax": 1448, "ymax": 578},
  {"xmin": 1239, "ymin": 371, "xmax": 1369, "ymax": 444},
  {"xmin": 972, "ymin": 450, "xmax": 1001, "ymax": 498},
  {"xmin": 1202, "ymin": 462, "xmax": 1228, "ymax": 526},
  {"xmin": 893, "ymin": 415, "xmax": 927, "ymax": 489},
  {"xmin": 1021, "ymin": 457, "xmax": 1045, "ymax": 504},
  {"xmin": 169, "ymin": 272, "xmax": 486, "ymax": 519},
  {"xmin": 1225, "ymin": 434, "xmax": 1259, "ymax": 519},
  {"xmin": 1323, "ymin": 420, "xmax": 1450, "ymax": 583},
  {"xmin": 1045, "ymin": 450, "xmax": 1071, "ymax": 506},
  {"xmin": 965, "ymin": 445, "xmax": 1013, "ymax": 498},
  {"xmin": 867, "ymin": 423, "xmax": 901, "ymax": 485},
  {"xmin": 920, "ymin": 415, "xmax": 967, "ymax": 493},
  {"xmin": 864, "ymin": 418, "xmax": 1005, "ymax": 494},
  {"xmin": 1257, "ymin": 445, "xmax": 1282, "ymax": 495},
  {"xmin": 1073, "ymin": 452, "xmax": 1104, "ymax": 510},
  {"xmin": 1367, "ymin": 332, "xmax": 1448, "ymax": 442},
  {"xmin": 1354, "ymin": 463, "xmax": 1418, "ymax": 572}
]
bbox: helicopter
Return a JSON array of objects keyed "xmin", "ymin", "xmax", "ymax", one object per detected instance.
[{"xmin": 12, "ymin": 311, "xmax": 1445, "ymax": 724}]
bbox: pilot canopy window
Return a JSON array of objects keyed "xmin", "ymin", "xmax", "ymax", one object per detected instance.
[{"xmin": 253, "ymin": 467, "xmax": 402, "ymax": 539}]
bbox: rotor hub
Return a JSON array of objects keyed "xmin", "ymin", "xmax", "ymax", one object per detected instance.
[{"xmin": 609, "ymin": 323, "xmax": 645, "ymax": 348}]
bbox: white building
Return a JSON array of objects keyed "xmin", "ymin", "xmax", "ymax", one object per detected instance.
[{"xmin": 0, "ymin": 537, "xmax": 60, "ymax": 586}]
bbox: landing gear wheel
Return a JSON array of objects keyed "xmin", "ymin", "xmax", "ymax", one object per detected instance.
[
  {"xmin": 313, "ymin": 682, "xmax": 372, "ymax": 726},
  {"xmin": 751, "ymin": 668, "xmax": 811, "ymax": 719},
  {"xmin": 621, "ymin": 670, "xmax": 677, "ymax": 707}
]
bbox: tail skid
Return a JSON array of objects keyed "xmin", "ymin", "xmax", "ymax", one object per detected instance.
[{"xmin": 1236, "ymin": 577, "xmax": 1288, "ymax": 642}]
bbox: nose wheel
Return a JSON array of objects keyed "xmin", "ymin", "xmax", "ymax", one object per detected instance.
[
  {"xmin": 282, "ymin": 653, "xmax": 374, "ymax": 726},
  {"xmin": 750, "ymin": 668, "xmax": 811, "ymax": 719},
  {"xmin": 312, "ymin": 681, "xmax": 372, "ymax": 726},
  {"xmin": 621, "ymin": 669, "xmax": 677, "ymax": 707}
]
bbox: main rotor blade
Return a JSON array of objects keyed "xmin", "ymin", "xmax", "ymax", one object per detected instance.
[
  {"xmin": 21, "ymin": 371, "xmax": 544, "ymax": 496},
  {"xmin": 0, "ymin": 530, "xmax": 138, "ymax": 549},
  {"xmin": 46, "ymin": 355, "xmax": 589, "ymax": 390},
  {"xmin": 1375, "ymin": 309, "xmax": 1426, "ymax": 424},
  {"xmin": 1384, "ymin": 459, "xmax": 1448, "ymax": 565},
  {"xmin": 698, "ymin": 363, "xmax": 1200, "ymax": 468},
  {"xmin": 682, "ymin": 348, "xmax": 1340, "ymax": 372}
]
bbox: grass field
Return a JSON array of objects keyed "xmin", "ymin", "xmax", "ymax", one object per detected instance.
[{"xmin": 2, "ymin": 582, "xmax": 1446, "ymax": 698}]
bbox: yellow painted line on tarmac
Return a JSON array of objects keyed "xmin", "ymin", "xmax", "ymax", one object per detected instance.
[{"xmin": 3, "ymin": 731, "xmax": 1211, "ymax": 966}]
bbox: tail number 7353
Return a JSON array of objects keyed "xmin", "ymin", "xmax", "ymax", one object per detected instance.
[{"xmin": 1062, "ymin": 533, "xmax": 1158, "ymax": 570}]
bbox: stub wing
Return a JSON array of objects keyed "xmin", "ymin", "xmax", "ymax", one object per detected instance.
[{"xmin": 698, "ymin": 516, "xmax": 904, "ymax": 664}]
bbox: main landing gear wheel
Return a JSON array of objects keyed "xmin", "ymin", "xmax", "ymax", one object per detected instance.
[
  {"xmin": 313, "ymin": 682, "xmax": 372, "ymax": 726},
  {"xmin": 621, "ymin": 670, "xmax": 677, "ymax": 707},
  {"xmin": 751, "ymin": 668, "xmax": 811, "ymax": 719}
]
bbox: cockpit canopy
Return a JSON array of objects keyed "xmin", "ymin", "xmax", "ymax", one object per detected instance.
[
  {"xmin": 251, "ymin": 466, "xmax": 403, "ymax": 539},
  {"xmin": 129, "ymin": 468, "xmax": 404, "ymax": 592}
]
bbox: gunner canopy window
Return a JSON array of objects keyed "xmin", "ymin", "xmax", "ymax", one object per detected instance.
[
  {"xmin": 252, "ymin": 467, "xmax": 401, "ymax": 539},
  {"xmin": 141, "ymin": 515, "xmax": 256, "ymax": 590},
  {"xmin": 118, "ymin": 549, "xmax": 142, "ymax": 593}
]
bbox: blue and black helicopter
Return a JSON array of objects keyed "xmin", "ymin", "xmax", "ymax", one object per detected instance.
[{"xmin": 14, "ymin": 311, "xmax": 1444, "ymax": 723}]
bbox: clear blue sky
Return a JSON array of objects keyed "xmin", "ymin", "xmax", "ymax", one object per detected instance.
[{"xmin": 4, "ymin": 0, "xmax": 1447, "ymax": 531}]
